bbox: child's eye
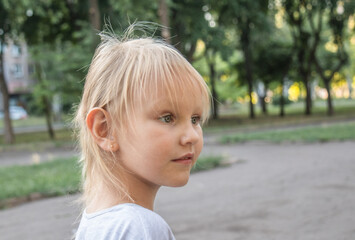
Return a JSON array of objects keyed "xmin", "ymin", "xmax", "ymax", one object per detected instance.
[
  {"xmin": 191, "ymin": 116, "xmax": 201, "ymax": 125},
  {"xmin": 159, "ymin": 114, "xmax": 174, "ymax": 123}
]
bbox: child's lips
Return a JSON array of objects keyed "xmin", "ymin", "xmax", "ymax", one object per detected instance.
[{"xmin": 172, "ymin": 153, "xmax": 194, "ymax": 164}]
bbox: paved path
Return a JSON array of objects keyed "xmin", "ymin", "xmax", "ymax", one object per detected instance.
[{"xmin": 1, "ymin": 141, "xmax": 355, "ymax": 239}]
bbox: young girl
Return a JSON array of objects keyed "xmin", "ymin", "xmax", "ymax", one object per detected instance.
[{"xmin": 74, "ymin": 24, "xmax": 210, "ymax": 239}]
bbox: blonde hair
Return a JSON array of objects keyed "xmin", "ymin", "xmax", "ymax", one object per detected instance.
[{"xmin": 74, "ymin": 24, "xmax": 210, "ymax": 208}]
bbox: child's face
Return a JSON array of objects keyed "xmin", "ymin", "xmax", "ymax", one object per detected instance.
[{"xmin": 116, "ymin": 87, "xmax": 204, "ymax": 190}]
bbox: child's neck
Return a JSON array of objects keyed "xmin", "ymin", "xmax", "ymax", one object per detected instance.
[
  {"xmin": 87, "ymin": 178, "xmax": 160, "ymax": 213},
  {"xmin": 123, "ymin": 171, "xmax": 161, "ymax": 211}
]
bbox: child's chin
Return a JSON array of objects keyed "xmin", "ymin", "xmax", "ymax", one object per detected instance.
[{"xmin": 167, "ymin": 176, "xmax": 190, "ymax": 188}]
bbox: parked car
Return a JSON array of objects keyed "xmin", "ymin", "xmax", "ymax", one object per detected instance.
[{"xmin": 0, "ymin": 106, "xmax": 28, "ymax": 120}]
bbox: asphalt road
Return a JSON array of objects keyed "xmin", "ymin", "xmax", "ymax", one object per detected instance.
[{"xmin": 1, "ymin": 141, "xmax": 355, "ymax": 240}]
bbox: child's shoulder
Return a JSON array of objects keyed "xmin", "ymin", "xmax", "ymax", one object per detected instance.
[
  {"xmin": 77, "ymin": 203, "xmax": 175, "ymax": 240},
  {"xmin": 109, "ymin": 203, "xmax": 168, "ymax": 227}
]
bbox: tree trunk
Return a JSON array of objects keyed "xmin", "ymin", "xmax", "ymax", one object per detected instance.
[
  {"xmin": 170, "ymin": 4, "xmax": 196, "ymax": 62},
  {"xmin": 158, "ymin": 0, "xmax": 171, "ymax": 43},
  {"xmin": 186, "ymin": 42, "xmax": 197, "ymax": 63},
  {"xmin": 305, "ymin": 79, "xmax": 312, "ymax": 115},
  {"xmin": 297, "ymin": 48, "xmax": 312, "ymax": 116},
  {"xmin": 241, "ymin": 28, "xmax": 255, "ymax": 119},
  {"xmin": 280, "ymin": 77, "xmax": 285, "ymax": 117},
  {"xmin": 313, "ymin": 54, "xmax": 345, "ymax": 117},
  {"xmin": 89, "ymin": 0, "xmax": 101, "ymax": 30},
  {"xmin": 209, "ymin": 61, "xmax": 219, "ymax": 119},
  {"xmin": 346, "ymin": 74, "xmax": 352, "ymax": 100},
  {"xmin": 43, "ymin": 95, "xmax": 55, "ymax": 139},
  {"xmin": 245, "ymin": 65, "xmax": 255, "ymax": 118},
  {"xmin": 259, "ymin": 95, "xmax": 267, "ymax": 115},
  {"xmin": 324, "ymin": 80, "xmax": 334, "ymax": 116},
  {"xmin": 35, "ymin": 61, "xmax": 55, "ymax": 140},
  {"xmin": 295, "ymin": 27, "xmax": 315, "ymax": 116},
  {"xmin": 0, "ymin": 44, "xmax": 15, "ymax": 144},
  {"xmin": 89, "ymin": 0, "xmax": 101, "ymax": 49}
]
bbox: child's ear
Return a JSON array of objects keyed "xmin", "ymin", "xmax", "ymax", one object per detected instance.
[{"xmin": 86, "ymin": 107, "xmax": 119, "ymax": 152}]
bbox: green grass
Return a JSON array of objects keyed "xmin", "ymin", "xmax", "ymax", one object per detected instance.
[
  {"xmin": 193, "ymin": 156, "xmax": 224, "ymax": 172},
  {"xmin": 0, "ymin": 155, "xmax": 223, "ymax": 207},
  {"xmin": 0, "ymin": 157, "xmax": 80, "ymax": 207},
  {"xmin": 221, "ymin": 121, "xmax": 355, "ymax": 144}
]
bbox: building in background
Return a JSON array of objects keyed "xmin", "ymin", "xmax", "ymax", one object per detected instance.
[{"xmin": 0, "ymin": 39, "xmax": 35, "ymax": 111}]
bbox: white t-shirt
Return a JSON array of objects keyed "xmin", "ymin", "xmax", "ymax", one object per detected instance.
[{"xmin": 75, "ymin": 203, "xmax": 175, "ymax": 240}]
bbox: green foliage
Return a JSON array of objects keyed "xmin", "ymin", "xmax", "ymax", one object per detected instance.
[
  {"xmin": 20, "ymin": 0, "xmax": 89, "ymax": 44},
  {"xmin": 28, "ymin": 23, "xmax": 94, "ymax": 114},
  {"xmin": 217, "ymin": 79, "xmax": 247, "ymax": 103},
  {"xmin": 1, "ymin": 0, "xmax": 355, "ymax": 122},
  {"xmin": 253, "ymin": 34, "xmax": 293, "ymax": 84},
  {"xmin": 108, "ymin": 0, "xmax": 158, "ymax": 24},
  {"xmin": 169, "ymin": 0, "xmax": 210, "ymax": 60}
]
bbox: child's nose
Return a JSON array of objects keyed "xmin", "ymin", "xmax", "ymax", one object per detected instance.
[{"xmin": 179, "ymin": 124, "xmax": 200, "ymax": 146}]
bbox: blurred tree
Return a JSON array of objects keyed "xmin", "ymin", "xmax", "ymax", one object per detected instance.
[
  {"xmin": 212, "ymin": 0, "xmax": 269, "ymax": 119},
  {"xmin": 344, "ymin": 35, "xmax": 354, "ymax": 100},
  {"xmin": 0, "ymin": 16, "xmax": 15, "ymax": 143},
  {"xmin": 280, "ymin": 0, "xmax": 354, "ymax": 116},
  {"xmin": 29, "ymin": 30, "xmax": 93, "ymax": 117},
  {"xmin": 252, "ymin": 7, "xmax": 293, "ymax": 116},
  {"xmin": 89, "ymin": 0, "xmax": 101, "ymax": 30},
  {"xmin": 0, "ymin": 37, "xmax": 13, "ymax": 144},
  {"xmin": 281, "ymin": 0, "xmax": 318, "ymax": 115},
  {"xmin": 203, "ymin": 26, "xmax": 232, "ymax": 119},
  {"xmin": 88, "ymin": 0, "xmax": 101, "ymax": 48},
  {"xmin": 108, "ymin": 0, "xmax": 158, "ymax": 28},
  {"xmin": 158, "ymin": 0, "xmax": 171, "ymax": 43},
  {"xmin": 191, "ymin": 4, "xmax": 232, "ymax": 119},
  {"xmin": 254, "ymin": 39, "xmax": 293, "ymax": 117},
  {"xmin": 169, "ymin": 0, "xmax": 207, "ymax": 62},
  {"xmin": 20, "ymin": 1, "xmax": 88, "ymax": 44},
  {"xmin": 313, "ymin": 1, "xmax": 354, "ymax": 115},
  {"xmin": 19, "ymin": 0, "xmax": 89, "ymax": 139},
  {"xmin": 346, "ymin": 15, "xmax": 355, "ymax": 99},
  {"xmin": 315, "ymin": 48, "xmax": 346, "ymax": 116},
  {"xmin": 0, "ymin": 0, "xmax": 31, "ymax": 144}
]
